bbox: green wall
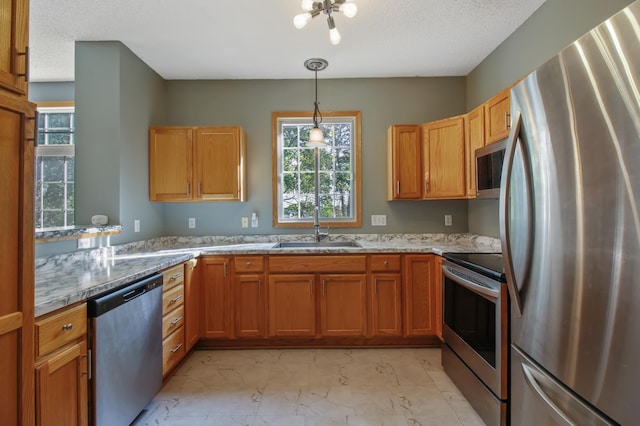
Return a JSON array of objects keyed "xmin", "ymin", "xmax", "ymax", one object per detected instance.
[
  {"xmin": 466, "ymin": 0, "xmax": 635, "ymax": 238},
  {"xmin": 160, "ymin": 78, "xmax": 468, "ymax": 236}
]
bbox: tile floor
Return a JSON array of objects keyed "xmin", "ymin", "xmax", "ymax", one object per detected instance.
[{"xmin": 134, "ymin": 347, "xmax": 485, "ymax": 426}]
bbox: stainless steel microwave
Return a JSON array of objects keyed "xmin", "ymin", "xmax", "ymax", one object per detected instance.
[{"xmin": 475, "ymin": 139, "xmax": 507, "ymax": 198}]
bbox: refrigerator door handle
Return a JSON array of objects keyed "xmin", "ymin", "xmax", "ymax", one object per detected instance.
[
  {"xmin": 500, "ymin": 111, "xmax": 531, "ymax": 317},
  {"xmin": 521, "ymin": 363, "xmax": 575, "ymax": 425}
]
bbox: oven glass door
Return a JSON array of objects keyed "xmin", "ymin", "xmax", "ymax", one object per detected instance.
[{"xmin": 444, "ymin": 273, "xmax": 497, "ymax": 368}]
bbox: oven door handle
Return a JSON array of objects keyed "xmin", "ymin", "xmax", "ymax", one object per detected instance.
[{"xmin": 442, "ymin": 265, "xmax": 500, "ymax": 300}]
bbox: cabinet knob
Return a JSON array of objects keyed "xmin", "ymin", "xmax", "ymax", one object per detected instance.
[
  {"xmin": 62, "ymin": 323, "xmax": 73, "ymax": 331},
  {"xmin": 384, "ymin": 261, "xmax": 389, "ymax": 266},
  {"xmin": 246, "ymin": 262, "xmax": 251, "ymax": 266}
]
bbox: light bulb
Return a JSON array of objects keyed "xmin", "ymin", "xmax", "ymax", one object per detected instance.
[
  {"xmin": 341, "ymin": 2, "xmax": 357, "ymax": 18},
  {"xmin": 301, "ymin": 0, "xmax": 314, "ymax": 11},
  {"xmin": 329, "ymin": 27, "xmax": 341, "ymax": 45},
  {"xmin": 293, "ymin": 12, "xmax": 312, "ymax": 29}
]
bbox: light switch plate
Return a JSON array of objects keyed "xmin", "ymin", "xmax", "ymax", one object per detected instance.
[
  {"xmin": 188, "ymin": 218, "xmax": 196, "ymax": 229},
  {"xmin": 371, "ymin": 215, "xmax": 387, "ymax": 226},
  {"xmin": 445, "ymin": 215, "xmax": 453, "ymax": 226}
]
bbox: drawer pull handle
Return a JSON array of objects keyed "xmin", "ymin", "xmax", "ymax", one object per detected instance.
[
  {"xmin": 246, "ymin": 261, "xmax": 251, "ymax": 266},
  {"xmin": 62, "ymin": 323, "xmax": 73, "ymax": 331},
  {"xmin": 170, "ymin": 273, "xmax": 183, "ymax": 281},
  {"xmin": 170, "ymin": 316, "xmax": 183, "ymax": 327},
  {"xmin": 171, "ymin": 343, "xmax": 183, "ymax": 353},
  {"xmin": 169, "ymin": 295, "xmax": 183, "ymax": 305}
]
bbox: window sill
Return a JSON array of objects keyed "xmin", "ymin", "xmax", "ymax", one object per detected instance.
[{"xmin": 36, "ymin": 225, "xmax": 122, "ymax": 244}]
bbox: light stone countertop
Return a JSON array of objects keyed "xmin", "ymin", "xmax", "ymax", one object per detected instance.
[{"xmin": 35, "ymin": 233, "xmax": 501, "ymax": 317}]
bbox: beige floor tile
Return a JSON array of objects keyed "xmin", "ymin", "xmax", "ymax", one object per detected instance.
[{"xmin": 143, "ymin": 348, "xmax": 485, "ymax": 426}]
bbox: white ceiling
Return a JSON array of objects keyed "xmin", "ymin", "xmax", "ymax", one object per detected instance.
[{"xmin": 29, "ymin": 0, "xmax": 546, "ymax": 82}]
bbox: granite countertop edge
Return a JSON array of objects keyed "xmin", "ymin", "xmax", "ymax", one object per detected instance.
[{"xmin": 35, "ymin": 233, "xmax": 501, "ymax": 317}]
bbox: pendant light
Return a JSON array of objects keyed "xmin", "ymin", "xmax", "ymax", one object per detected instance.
[{"xmin": 304, "ymin": 58, "xmax": 329, "ymax": 149}]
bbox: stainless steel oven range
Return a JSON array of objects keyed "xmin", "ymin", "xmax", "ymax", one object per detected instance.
[{"xmin": 441, "ymin": 252, "xmax": 508, "ymax": 426}]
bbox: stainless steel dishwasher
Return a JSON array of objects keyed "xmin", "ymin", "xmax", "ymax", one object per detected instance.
[{"xmin": 87, "ymin": 273, "xmax": 163, "ymax": 426}]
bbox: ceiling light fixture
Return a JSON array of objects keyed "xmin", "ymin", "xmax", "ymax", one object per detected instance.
[
  {"xmin": 304, "ymin": 58, "xmax": 329, "ymax": 148},
  {"xmin": 294, "ymin": 0, "xmax": 357, "ymax": 45}
]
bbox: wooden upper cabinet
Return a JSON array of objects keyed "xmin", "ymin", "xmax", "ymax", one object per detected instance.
[
  {"xmin": 0, "ymin": 0, "xmax": 29, "ymax": 96},
  {"xmin": 422, "ymin": 116, "xmax": 466, "ymax": 199},
  {"xmin": 386, "ymin": 125, "xmax": 422, "ymax": 200},
  {"xmin": 195, "ymin": 126, "xmax": 246, "ymax": 201},
  {"xmin": 149, "ymin": 127, "xmax": 193, "ymax": 201},
  {"xmin": 484, "ymin": 87, "xmax": 511, "ymax": 144},
  {"xmin": 465, "ymin": 104, "xmax": 485, "ymax": 198},
  {"xmin": 149, "ymin": 126, "xmax": 246, "ymax": 202}
]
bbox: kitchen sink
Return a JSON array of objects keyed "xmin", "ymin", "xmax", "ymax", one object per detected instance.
[{"xmin": 271, "ymin": 241, "xmax": 361, "ymax": 248}]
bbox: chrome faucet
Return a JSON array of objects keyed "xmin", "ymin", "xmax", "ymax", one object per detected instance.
[{"xmin": 313, "ymin": 205, "xmax": 329, "ymax": 242}]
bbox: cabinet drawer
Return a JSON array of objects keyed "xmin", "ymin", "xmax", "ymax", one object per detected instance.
[
  {"xmin": 35, "ymin": 304, "xmax": 87, "ymax": 358},
  {"xmin": 162, "ymin": 305, "xmax": 185, "ymax": 338},
  {"xmin": 269, "ymin": 255, "xmax": 367, "ymax": 273},
  {"xmin": 162, "ymin": 284, "xmax": 184, "ymax": 315},
  {"xmin": 162, "ymin": 326, "xmax": 185, "ymax": 375},
  {"xmin": 234, "ymin": 256, "xmax": 265, "ymax": 273},
  {"xmin": 370, "ymin": 255, "xmax": 401, "ymax": 272},
  {"xmin": 162, "ymin": 264, "xmax": 185, "ymax": 291}
]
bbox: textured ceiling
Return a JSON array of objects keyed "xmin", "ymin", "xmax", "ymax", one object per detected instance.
[{"xmin": 29, "ymin": 0, "xmax": 546, "ymax": 82}]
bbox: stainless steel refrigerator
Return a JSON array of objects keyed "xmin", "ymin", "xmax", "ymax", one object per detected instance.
[{"xmin": 501, "ymin": 1, "xmax": 640, "ymax": 425}]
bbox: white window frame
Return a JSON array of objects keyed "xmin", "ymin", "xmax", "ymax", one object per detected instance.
[
  {"xmin": 35, "ymin": 104, "xmax": 75, "ymax": 229},
  {"xmin": 272, "ymin": 111, "xmax": 362, "ymax": 228}
]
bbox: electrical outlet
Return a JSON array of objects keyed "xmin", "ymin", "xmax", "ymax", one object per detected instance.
[
  {"xmin": 241, "ymin": 217, "xmax": 249, "ymax": 228},
  {"xmin": 445, "ymin": 215, "xmax": 453, "ymax": 226},
  {"xmin": 371, "ymin": 214, "xmax": 387, "ymax": 226},
  {"xmin": 134, "ymin": 219, "xmax": 140, "ymax": 232},
  {"xmin": 188, "ymin": 218, "xmax": 196, "ymax": 229},
  {"xmin": 77, "ymin": 238, "xmax": 91, "ymax": 249}
]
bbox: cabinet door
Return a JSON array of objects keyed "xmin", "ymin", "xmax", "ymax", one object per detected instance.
[
  {"xmin": 320, "ymin": 274, "xmax": 367, "ymax": 337},
  {"xmin": 0, "ymin": 94, "xmax": 34, "ymax": 426},
  {"xmin": 386, "ymin": 125, "xmax": 422, "ymax": 200},
  {"xmin": 370, "ymin": 273, "xmax": 402, "ymax": 337},
  {"xmin": 200, "ymin": 256, "xmax": 232, "ymax": 339},
  {"xmin": 35, "ymin": 340, "xmax": 88, "ymax": 426},
  {"xmin": 403, "ymin": 254, "xmax": 438, "ymax": 337},
  {"xmin": 195, "ymin": 126, "xmax": 246, "ymax": 201},
  {"xmin": 465, "ymin": 105, "xmax": 485, "ymax": 198},
  {"xmin": 268, "ymin": 275, "xmax": 316, "ymax": 337},
  {"xmin": 184, "ymin": 259, "xmax": 200, "ymax": 351},
  {"xmin": 149, "ymin": 127, "xmax": 193, "ymax": 201},
  {"xmin": 0, "ymin": 0, "xmax": 29, "ymax": 96},
  {"xmin": 422, "ymin": 116, "xmax": 466, "ymax": 199},
  {"xmin": 234, "ymin": 274, "xmax": 266, "ymax": 338},
  {"xmin": 485, "ymin": 87, "xmax": 511, "ymax": 144}
]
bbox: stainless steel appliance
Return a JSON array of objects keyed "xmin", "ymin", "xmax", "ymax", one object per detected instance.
[
  {"xmin": 441, "ymin": 252, "xmax": 508, "ymax": 426},
  {"xmin": 87, "ymin": 273, "xmax": 163, "ymax": 426},
  {"xmin": 503, "ymin": 2, "xmax": 640, "ymax": 424},
  {"xmin": 475, "ymin": 138, "xmax": 506, "ymax": 198}
]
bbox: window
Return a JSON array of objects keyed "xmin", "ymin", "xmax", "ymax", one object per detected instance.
[
  {"xmin": 272, "ymin": 111, "xmax": 362, "ymax": 228},
  {"xmin": 35, "ymin": 105, "xmax": 75, "ymax": 229}
]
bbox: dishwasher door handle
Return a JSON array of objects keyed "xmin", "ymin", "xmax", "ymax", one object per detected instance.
[{"xmin": 123, "ymin": 287, "xmax": 147, "ymax": 302}]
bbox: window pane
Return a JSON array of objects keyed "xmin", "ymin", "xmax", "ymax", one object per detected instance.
[
  {"xmin": 282, "ymin": 149, "xmax": 298, "ymax": 172},
  {"xmin": 42, "ymin": 157, "xmax": 65, "ymax": 182},
  {"xmin": 47, "ymin": 133, "xmax": 72, "ymax": 145},
  {"xmin": 42, "ymin": 183, "xmax": 64, "ymax": 209},
  {"xmin": 47, "ymin": 113, "xmax": 72, "ymax": 129},
  {"xmin": 43, "ymin": 210, "xmax": 64, "ymax": 228},
  {"xmin": 66, "ymin": 157, "xmax": 75, "ymax": 181},
  {"xmin": 283, "ymin": 126, "xmax": 299, "ymax": 148}
]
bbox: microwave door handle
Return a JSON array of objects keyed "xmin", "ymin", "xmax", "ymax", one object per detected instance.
[
  {"xmin": 442, "ymin": 265, "xmax": 500, "ymax": 300},
  {"xmin": 500, "ymin": 111, "xmax": 532, "ymax": 318}
]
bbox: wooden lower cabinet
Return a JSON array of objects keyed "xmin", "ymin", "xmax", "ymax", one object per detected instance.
[
  {"xmin": 35, "ymin": 340, "xmax": 88, "ymax": 426},
  {"xmin": 320, "ymin": 274, "xmax": 367, "ymax": 337},
  {"xmin": 184, "ymin": 258, "xmax": 200, "ymax": 351},
  {"xmin": 403, "ymin": 254, "xmax": 438, "ymax": 337},
  {"xmin": 34, "ymin": 304, "xmax": 88, "ymax": 426},
  {"xmin": 370, "ymin": 273, "xmax": 403, "ymax": 337},
  {"xmin": 234, "ymin": 273, "xmax": 266, "ymax": 338},
  {"xmin": 268, "ymin": 274, "xmax": 316, "ymax": 337},
  {"xmin": 161, "ymin": 263, "xmax": 186, "ymax": 377},
  {"xmin": 201, "ymin": 256, "xmax": 232, "ymax": 338}
]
